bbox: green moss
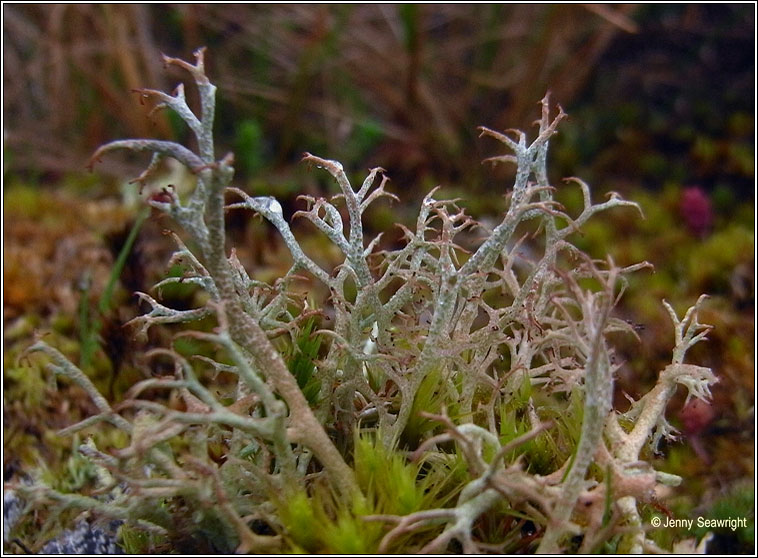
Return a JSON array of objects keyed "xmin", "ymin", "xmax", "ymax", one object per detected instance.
[
  {"xmin": 277, "ymin": 487, "xmax": 384, "ymax": 554},
  {"xmin": 495, "ymin": 374, "xmax": 575, "ymax": 474},
  {"xmin": 319, "ymin": 504, "xmax": 384, "ymax": 554},
  {"xmin": 3, "ymin": 183, "xmax": 45, "ymax": 219},
  {"xmin": 354, "ymin": 433, "xmax": 426, "ymax": 516},
  {"xmin": 288, "ymin": 318, "xmax": 323, "ymax": 406},
  {"xmin": 687, "ymin": 225, "xmax": 754, "ymax": 294},
  {"xmin": 277, "ymin": 432, "xmax": 471, "ymax": 554},
  {"xmin": 278, "ymin": 490, "xmax": 320, "ymax": 552},
  {"xmin": 402, "ymin": 366, "xmax": 447, "ymax": 447}
]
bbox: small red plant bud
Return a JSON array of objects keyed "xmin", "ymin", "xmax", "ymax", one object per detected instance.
[{"xmin": 679, "ymin": 186, "xmax": 713, "ymax": 237}]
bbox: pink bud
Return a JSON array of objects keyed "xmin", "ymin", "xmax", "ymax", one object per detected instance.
[
  {"xmin": 678, "ymin": 397, "xmax": 716, "ymax": 437},
  {"xmin": 679, "ymin": 187, "xmax": 713, "ymax": 237}
]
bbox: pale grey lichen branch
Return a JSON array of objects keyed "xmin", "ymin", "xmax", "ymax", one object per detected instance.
[
  {"xmin": 18, "ymin": 47, "xmax": 718, "ymax": 554},
  {"xmin": 537, "ymin": 266, "xmax": 619, "ymax": 553},
  {"xmin": 611, "ymin": 297, "xmax": 717, "ymax": 462},
  {"xmin": 24, "ymin": 341, "xmax": 133, "ymax": 434},
  {"xmin": 88, "ymin": 139, "xmax": 205, "ymax": 177},
  {"xmin": 161, "ymin": 47, "xmax": 216, "ymax": 163},
  {"xmin": 82, "ymin": 48, "xmax": 361, "ymax": 503},
  {"xmin": 133, "ymin": 83, "xmax": 202, "ymax": 141},
  {"xmin": 665, "ymin": 294, "xmax": 713, "ymax": 365},
  {"xmin": 125, "ymin": 292, "xmax": 213, "ymax": 341},
  {"xmin": 226, "ymin": 187, "xmax": 330, "ymax": 284}
]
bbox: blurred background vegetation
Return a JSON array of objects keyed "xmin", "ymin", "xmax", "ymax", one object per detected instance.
[{"xmin": 3, "ymin": 4, "xmax": 754, "ymax": 553}]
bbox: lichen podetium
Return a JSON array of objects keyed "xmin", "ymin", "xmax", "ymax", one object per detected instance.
[{"xmin": 14, "ymin": 48, "xmax": 716, "ymax": 554}]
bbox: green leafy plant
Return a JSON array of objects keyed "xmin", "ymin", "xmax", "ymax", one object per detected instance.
[{"xmin": 11, "ymin": 48, "xmax": 717, "ymax": 554}]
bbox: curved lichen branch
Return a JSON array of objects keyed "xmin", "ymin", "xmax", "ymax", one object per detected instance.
[
  {"xmin": 161, "ymin": 46, "xmax": 210, "ymax": 86},
  {"xmin": 126, "ymin": 292, "xmax": 213, "ymax": 341},
  {"xmin": 293, "ymin": 197, "xmax": 351, "ymax": 254},
  {"xmin": 133, "ymin": 83, "xmax": 202, "ymax": 140},
  {"xmin": 24, "ymin": 340, "xmax": 133, "ymax": 434},
  {"xmin": 477, "ymin": 127, "xmax": 526, "ymax": 154},
  {"xmin": 88, "ymin": 138, "xmax": 206, "ymax": 178},
  {"xmin": 301, "ymin": 152, "xmax": 393, "ymax": 288},
  {"xmin": 225, "ymin": 187, "xmax": 330, "ymax": 284},
  {"xmin": 302, "ymin": 152, "xmax": 348, "ymax": 189},
  {"xmin": 554, "ymin": 177, "xmax": 644, "ymax": 238},
  {"xmin": 161, "ymin": 47, "xmax": 216, "ymax": 162}
]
